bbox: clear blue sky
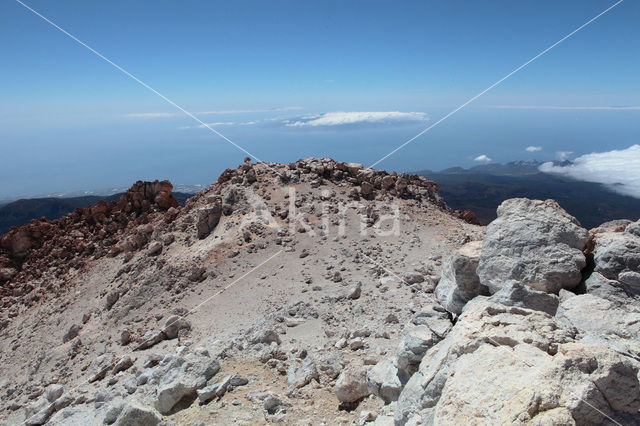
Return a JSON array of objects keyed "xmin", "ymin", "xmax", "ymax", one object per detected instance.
[{"xmin": 1, "ymin": 0, "xmax": 639, "ymax": 197}]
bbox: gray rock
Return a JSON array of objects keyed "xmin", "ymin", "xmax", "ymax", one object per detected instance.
[
  {"xmin": 44, "ymin": 384, "xmax": 64, "ymax": 403},
  {"xmin": 146, "ymin": 242, "xmax": 163, "ymax": 256},
  {"xmin": 287, "ymin": 357, "xmax": 319, "ymax": 389},
  {"xmin": 591, "ymin": 226, "xmax": 640, "ymax": 280},
  {"xmin": 136, "ymin": 330, "xmax": 165, "ymax": 350},
  {"xmin": 333, "ymin": 364, "xmax": 371, "ymax": 403},
  {"xmin": 396, "ymin": 300, "xmax": 579, "ymax": 424},
  {"xmin": 403, "ymin": 273, "xmax": 424, "ymax": 285},
  {"xmin": 104, "ymin": 402, "xmax": 124, "ymax": 425},
  {"xmin": 87, "ymin": 353, "xmax": 115, "ymax": 383},
  {"xmin": 581, "ymin": 272, "xmax": 629, "ymax": 302},
  {"xmin": 396, "ymin": 325, "xmax": 441, "ymax": 377},
  {"xmin": 112, "ymin": 355, "xmax": 134, "ymax": 374},
  {"xmin": 62, "ymin": 324, "xmax": 81, "ymax": 343},
  {"xmin": 115, "ymin": 400, "xmax": 161, "ymax": 426},
  {"xmin": 366, "ymin": 358, "xmax": 403, "ymax": 403},
  {"xmin": 105, "ymin": 291, "xmax": 120, "ymax": 310},
  {"xmin": 556, "ymin": 293, "xmax": 640, "ymax": 359},
  {"xmin": 122, "ymin": 377, "xmax": 137, "ymax": 394},
  {"xmin": 477, "ymin": 198, "xmax": 589, "ymax": 294},
  {"xmin": 347, "ymin": 283, "xmax": 362, "ymax": 300},
  {"xmin": 24, "ymin": 398, "xmax": 54, "ymax": 426},
  {"xmin": 263, "ymin": 395, "xmax": 283, "ymax": 414},
  {"xmin": 154, "ymin": 353, "xmax": 220, "ymax": 414},
  {"xmin": 161, "ymin": 315, "xmax": 191, "ymax": 340},
  {"xmin": 196, "ymin": 201, "xmax": 223, "ymax": 239},
  {"xmin": 435, "ymin": 241, "xmax": 487, "ymax": 314},
  {"xmin": 619, "ymin": 270, "xmax": 640, "ymax": 290},
  {"xmin": 197, "ymin": 374, "xmax": 248, "ymax": 403},
  {"xmin": 488, "ymin": 281, "xmax": 559, "ymax": 315},
  {"xmin": 249, "ymin": 328, "xmax": 281, "ymax": 345}
]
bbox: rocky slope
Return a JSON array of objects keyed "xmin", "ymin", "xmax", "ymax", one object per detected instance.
[{"xmin": 0, "ymin": 158, "xmax": 638, "ymax": 425}]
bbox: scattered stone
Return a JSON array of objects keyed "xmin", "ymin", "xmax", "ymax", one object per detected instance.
[
  {"xmin": 62, "ymin": 324, "xmax": 81, "ymax": 343},
  {"xmin": 147, "ymin": 241, "xmax": 163, "ymax": 256},
  {"xmin": 333, "ymin": 364, "xmax": 371, "ymax": 403},
  {"xmin": 263, "ymin": 395, "xmax": 283, "ymax": 414},
  {"xmin": 87, "ymin": 353, "xmax": 115, "ymax": 383},
  {"xmin": 162, "ymin": 315, "xmax": 191, "ymax": 340},
  {"xmin": 347, "ymin": 282, "xmax": 362, "ymax": 300},
  {"xmin": 366, "ymin": 358, "xmax": 403, "ymax": 403},
  {"xmin": 113, "ymin": 355, "xmax": 134, "ymax": 374},
  {"xmin": 105, "ymin": 290, "xmax": 120, "ymax": 310}
]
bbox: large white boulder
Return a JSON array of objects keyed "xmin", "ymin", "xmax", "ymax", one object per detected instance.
[{"xmin": 477, "ymin": 198, "xmax": 589, "ymax": 294}]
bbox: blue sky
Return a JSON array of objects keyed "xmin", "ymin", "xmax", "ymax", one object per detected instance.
[{"xmin": 1, "ymin": 0, "xmax": 639, "ymax": 197}]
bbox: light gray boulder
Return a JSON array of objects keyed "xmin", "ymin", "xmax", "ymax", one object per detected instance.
[
  {"xmin": 333, "ymin": 364, "xmax": 371, "ymax": 403},
  {"xmin": 287, "ymin": 356, "xmax": 319, "ymax": 389},
  {"xmin": 618, "ymin": 270, "xmax": 640, "ymax": 291},
  {"xmin": 477, "ymin": 198, "xmax": 589, "ymax": 294},
  {"xmin": 488, "ymin": 281, "xmax": 559, "ymax": 315},
  {"xmin": 581, "ymin": 271, "xmax": 629, "ymax": 302},
  {"xmin": 161, "ymin": 315, "xmax": 191, "ymax": 340},
  {"xmin": 24, "ymin": 398, "xmax": 55, "ymax": 426},
  {"xmin": 197, "ymin": 374, "xmax": 249, "ymax": 403},
  {"xmin": 591, "ymin": 222, "xmax": 640, "ymax": 280},
  {"xmin": 87, "ymin": 353, "xmax": 115, "ymax": 383},
  {"xmin": 154, "ymin": 352, "xmax": 220, "ymax": 414},
  {"xmin": 435, "ymin": 241, "xmax": 487, "ymax": 314},
  {"xmin": 396, "ymin": 325, "xmax": 441, "ymax": 378},
  {"xmin": 366, "ymin": 358, "xmax": 403, "ymax": 403},
  {"xmin": 44, "ymin": 384, "xmax": 64, "ymax": 403},
  {"xmin": 114, "ymin": 400, "xmax": 161, "ymax": 426}
]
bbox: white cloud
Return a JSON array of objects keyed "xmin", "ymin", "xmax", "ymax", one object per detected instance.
[
  {"xmin": 474, "ymin": 154, "xmax": 492, "ymax": 163},
  {"xmin": 526, "ymin": 146, "xmax": 542, "ymax": 152},
  {"xmin": 488, "ymin": 105, "xmax": 640, "ymax": 111},
  {"xmin": 283, "ymin": 111, "xmax": 427, "ymax": 127},
  {"xmin": 539, "ymin": 145, "xmax": 640, "ymax": 198},
  {"xmin": 556, "ymin": 151, "xmax": 574, "ymax": 161}
]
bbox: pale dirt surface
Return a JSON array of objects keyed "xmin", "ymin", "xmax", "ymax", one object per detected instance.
[{"xmin": 0, "ymin": 161, "xmax": 483, "ymax": 425}]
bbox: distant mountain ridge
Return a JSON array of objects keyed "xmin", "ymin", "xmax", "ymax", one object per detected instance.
[
  {"xmin": 0, "ymin": 191, "xmax": 196, "ymax": 235},
  {"xmin": 417, "ymin": 160, "xmax": 640, "ymax": 229}
]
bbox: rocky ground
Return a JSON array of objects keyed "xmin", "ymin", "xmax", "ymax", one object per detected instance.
[{"xmin": 0, "ymin": 158, "xmax": 638, "ymax": 425}]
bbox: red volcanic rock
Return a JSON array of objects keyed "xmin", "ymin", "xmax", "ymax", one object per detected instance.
[
  {"xmin": 458, "ymin": 209, "xmax": 483, "ymax": 226},
  {"xmin": 0, "ymin": 180, "xmax": 180, "ymax": 304}
]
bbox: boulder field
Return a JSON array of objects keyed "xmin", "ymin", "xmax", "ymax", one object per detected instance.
[{"xmin": 0, "ymin": 158, "xmax": 638, "ymax": 425}]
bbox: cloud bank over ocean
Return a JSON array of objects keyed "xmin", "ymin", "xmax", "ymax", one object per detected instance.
[
  {"xmin": 540, "ymin": 145, "xmax": 640, "ymax": 198},
  {"xmin": 283, "ymin": 111, "xmax": 427, "ymax": 127}
]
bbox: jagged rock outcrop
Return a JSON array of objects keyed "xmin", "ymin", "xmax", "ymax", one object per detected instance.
[
  {"xmin": 0, "ymin": 180, "xmax": 179, "ymax": 307},
  {"xmin": 394, "ymin": 300, "xmax": 640, "ymax": 425},
  {"xmin": 435, "ymin": 240, "xmax": 487, "ymax": 314},
  {"xmin": 477, "ymin": 198, "xmax": 589, "ymax": 294}
]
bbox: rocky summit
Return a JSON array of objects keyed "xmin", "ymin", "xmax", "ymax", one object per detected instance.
[{"xmin": 0, "ymin": 158, "xmax": 638, "ymax": 425}]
